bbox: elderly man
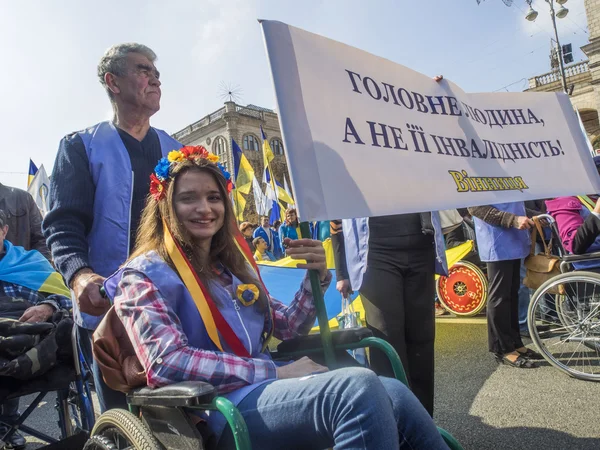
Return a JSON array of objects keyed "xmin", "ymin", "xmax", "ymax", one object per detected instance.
[
  {"xmin": 0, "ymin": 210, "xmax": 71, "ymax": 449},
  {"xmin": 0, "ymin": 183, "xmax": 49, "ymax": 260},
  {"xmin": 43, "ymin": 43, "xmax": 181, "ymax": 412}
]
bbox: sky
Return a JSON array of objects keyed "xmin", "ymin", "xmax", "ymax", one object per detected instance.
[{"xmin": 0, "ymin": 0, "xmax": 591, "ymax": 190}]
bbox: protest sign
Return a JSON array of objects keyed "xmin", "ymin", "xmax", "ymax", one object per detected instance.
[{"xmin": 260, "ymin": 20, "xmax": 600, "ymax": 221}]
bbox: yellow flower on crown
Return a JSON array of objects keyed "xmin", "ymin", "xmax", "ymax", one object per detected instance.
[
  {"xmin": 168, "ymin": 150, "xmax": 185, "ymax": 163},
  {"xmin": 207, "ymin": 153, "xmax": 219, "ymax": 163}
]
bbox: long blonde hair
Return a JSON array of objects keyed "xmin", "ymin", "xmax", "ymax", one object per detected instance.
[{"xmin": 129, "ymin": 158, "xmax": 269, "ymax": 309}]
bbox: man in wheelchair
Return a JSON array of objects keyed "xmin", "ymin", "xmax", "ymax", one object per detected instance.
[
  {"xmin": 94, "ymin": 147, "xmax": 449, "ymax": 449},
  {"xmin": 0, "ymin": 209, "xmax": 72, "ymax": 449}
]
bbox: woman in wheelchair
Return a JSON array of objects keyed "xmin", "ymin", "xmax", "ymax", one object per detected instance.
[
  {"xmin": 100, "ymin": 146, "xmax": 448, "ymax": 450},
  {"xmin": 545, "ymin": 195, "xmax": 600, "ymax": 258}
]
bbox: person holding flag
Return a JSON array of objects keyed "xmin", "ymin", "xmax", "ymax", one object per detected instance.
[{"xmin": 96, "ymin": 147, "xmax": 447, "ymax": 450}]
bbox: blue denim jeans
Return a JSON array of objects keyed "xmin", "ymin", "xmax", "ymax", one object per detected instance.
[{"xmin": 217, "ymin": 367, "xmax": 448, "ymax": 450}]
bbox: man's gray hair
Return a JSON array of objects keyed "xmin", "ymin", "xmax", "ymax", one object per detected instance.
[{"xmin": 97, "ymin": 43, "xmax": 157, "ymax": 99}]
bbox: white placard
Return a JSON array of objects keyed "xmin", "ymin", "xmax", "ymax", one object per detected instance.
[{"xmin": 261, "ymin": 20, "xmax": 600, "ymax": 221}]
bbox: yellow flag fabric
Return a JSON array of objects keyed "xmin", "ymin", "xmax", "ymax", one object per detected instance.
[
  {"xmin": 40, "ymin": 272, "xmax": 70, "ymax": 297},
  {"xmin": 277, "ymin": 185, "xmax": 294, "ymax": 205},
  {"xmin": 232, "ymin": 139, "xmax": 254, "ymax": 195},
  {"xmin": 262, "ymin": 134, "xmax": 275, "ymax": 169},
  {"xmin": 233, "ymin": 189, "xmax": 247, "ymax": 222}
]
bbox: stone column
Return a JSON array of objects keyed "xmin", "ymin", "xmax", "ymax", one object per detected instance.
[{"xmin": 582, "ymin": 0, "xmax": 600, "ymax": 121}]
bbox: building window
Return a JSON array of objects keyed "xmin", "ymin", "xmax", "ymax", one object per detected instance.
[
  {"xmin": 270, "ymin": 138, "xmax": 284, "ymax": 155},
  {"xmin": 213, "ymin": 136, "xmax": 227, "ymax": 158},
  {"xmin": 243, "ymin": 134, "xmax": 260, "ymax": 151}
]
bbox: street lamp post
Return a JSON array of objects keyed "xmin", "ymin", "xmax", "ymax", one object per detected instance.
[{"xmin": 526, "ymin": 0, "xmax": 570, "ymax": 94}]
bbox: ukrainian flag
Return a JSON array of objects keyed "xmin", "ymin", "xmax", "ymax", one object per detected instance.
[
  {"xmin": 232, "ymin": 138, "xmax": 254, "ymax": 195},
  {"xmin": 275, "ymin": 179, "xmax": 294, "ymax": 205},
  {"xmin": 0, "ymin": 241, "xmax": 69, "ymax": 297},
  {"xmin": 27, "ymin": 160, "xmax": 38, "ymax": 188}
]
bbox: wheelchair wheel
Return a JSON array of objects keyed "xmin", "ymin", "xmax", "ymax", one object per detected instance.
[
  {"xmin": 86, "ymin": 409, "xmax": 162, "ymax": 450},
  {"xmin": 436, "ymin": 261, "xmax": 487, "ymax": 316},
  {"xmin": 528, "ymin": 271, "xmax": 600, "ymax": 381}
]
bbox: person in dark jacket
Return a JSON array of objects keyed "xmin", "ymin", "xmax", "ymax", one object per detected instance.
[
  {"xmin": 0, "ymin": 183, "xmax": 49, "ymax": 260},
  {"xmin": 331, "ymin": 213, "xmax": 446, "ymax": 416}
]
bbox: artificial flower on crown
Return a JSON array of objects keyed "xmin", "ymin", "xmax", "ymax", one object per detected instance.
[{"xmin": 150, "ymin": 145, "xmax": 233, "ymax": 201}]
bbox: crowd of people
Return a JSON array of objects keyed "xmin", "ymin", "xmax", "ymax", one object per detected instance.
[{"xmin": 0, "ymin": 41, "xmax": 599, "ymax": 450}]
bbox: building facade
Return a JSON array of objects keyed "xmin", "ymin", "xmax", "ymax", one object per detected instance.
[
  {"xmin": 526, "ymin": 0, "xmax": 600, "ymax": 148},
  {"xmin": 172, "ymin": 101, "xmax": 290, "ymax": 222}
]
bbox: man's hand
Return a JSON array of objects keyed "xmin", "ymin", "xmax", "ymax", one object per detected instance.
[
  {"xmin": 276, "ymin": 356, "xmax": 329, "ymax": 379},
  {"xmin": 336, "ymin": 279, "xmax": 353, "ymax": 298},
  {"xmin": 514, "ymin": 216, "xmax": 534, "ymax": 230},
  {"xmin": 285, "ymin": 238, "xmax": 329, "ymax": 281},
  {"xmin": 19, "ymin": 304, "xmax": 54, "ymax": 323},
  {"xmin": 71, "ymin": 269, "xmax": 109, "ymax": 316}
]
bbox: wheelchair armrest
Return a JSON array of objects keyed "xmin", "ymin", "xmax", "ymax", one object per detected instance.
[
  {"xmin": 561, "ymin": 251, "xmax": 600, "ymax": 263},
  {"xmin": 276, "ymin": 328, "xmax": 373, "ymax": 354},
  {"xmin": 127, "ymin": 381, "xmax": 217, "ymax": 407}
]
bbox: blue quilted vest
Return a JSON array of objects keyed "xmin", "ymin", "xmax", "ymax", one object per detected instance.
[
  {"xmin": 103, "ymin": 252, "xmax": 275, "ymax": 438},
  {"xmin": 473, "ymin": 202, "xmax": 530, "ymax": 262},
  {"xmin": 77, "ymin": 121, "xmax": 181, "ymax": 329}
]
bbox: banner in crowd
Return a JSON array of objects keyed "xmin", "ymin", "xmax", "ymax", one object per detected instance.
[
  {"xmin": 261, "ymin": 20, "xmax": 600, "ymax": 221},
  {"xmin": 27, "ymin": 165, "xmax": 50, "ymax": 216}
]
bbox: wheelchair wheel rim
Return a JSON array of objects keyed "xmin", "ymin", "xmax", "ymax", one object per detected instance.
[
  {"xmin": 528, "ymin": 272, "xmax": 600, "ymax": 381},
  {"xmin": 436, "ymin": 261, "xmax": 487, "ymax": 316}
]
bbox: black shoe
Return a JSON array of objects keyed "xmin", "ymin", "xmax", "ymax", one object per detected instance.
[
  {"xmin": 0, "ymin": 427, "xmax": 26, "ymax": 450},
  {"xmin": 494, "ymin": 353, "xmax": 539, "ymax": 369},
  {"xmin": 517, "ymin": 347, "xmax": 544, "ymax": 360}
]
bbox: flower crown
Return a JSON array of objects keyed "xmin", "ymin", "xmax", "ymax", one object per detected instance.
[{"xmin": 150, "ymin": 145, "xmax": 232, "ymax": 201}]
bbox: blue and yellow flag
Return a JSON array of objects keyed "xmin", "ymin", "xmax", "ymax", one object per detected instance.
[
  {"xmin": 0, "ymin": 241, "xmax": 69, "ymax": 297},
  {"xmin": 275, "ymin": 179, "xmax": 294, "ymax": 205},
  {"xmin": 27, "ymin": 160, "xmax": 38, "ymax": 188},
  {"xmin": 232, "ymin": 138, "xmax": 254, "ymax": 195}
]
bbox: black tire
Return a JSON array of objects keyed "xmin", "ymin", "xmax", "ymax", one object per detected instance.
[{"xmin": 90, "ymin": 409, "xmax": 162, "ymax": 450}]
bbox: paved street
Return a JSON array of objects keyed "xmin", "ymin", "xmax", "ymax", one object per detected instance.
[{"xmin": 15, "ymin": 318, "xmax": 600, "ymax": 449}]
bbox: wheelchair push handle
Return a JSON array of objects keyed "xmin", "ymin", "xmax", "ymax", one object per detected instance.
[{"xmin": 533, "ymin": 214, "xmax": 555, "ymax": 225}]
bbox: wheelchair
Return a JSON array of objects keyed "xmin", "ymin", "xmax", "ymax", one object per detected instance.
[
  {"xmin": 527, "ymin": 214, "xmax": 600, "ymax": 382},
  {"xmin": 436, "ymin": 219, "xmax": 488, "ymax": 316},
  {"xmin": 83, "ymin": 223, "xmax": 464, "ymax": 450},
  {"xmin": 0, "ymin": 322, "xmax": 95, "ymax": 448}
]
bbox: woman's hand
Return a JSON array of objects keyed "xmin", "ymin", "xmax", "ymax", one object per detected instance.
[
  {"xmin": 336, "ymin": 279, "xmax": 353, "ymax": 297},
  {"xmin": 276, "ymin": 356, "xmax": 329, "ymax": 379},
  {"xmin": 285, "ymin": 238, "xmax": 328, "ymax": 281},
  {"xmin": 514, "ymin": 216, "xmax": 534, "ymax": 230}
]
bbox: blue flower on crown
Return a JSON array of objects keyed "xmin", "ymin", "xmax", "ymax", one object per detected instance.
[
  {"xmin": 154, "ymin": 158, "xmax": 171, "ymax": 181},
  {"xmin": 217, "ymin": 163, "xmax": 231, "ymax": 180}
]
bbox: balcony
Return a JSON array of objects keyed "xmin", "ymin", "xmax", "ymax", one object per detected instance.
[{"xmin": 528, "ymin": 60, "xmax": 589, "ymax": 89}]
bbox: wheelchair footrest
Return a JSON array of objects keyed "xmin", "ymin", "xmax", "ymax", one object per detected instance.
[
  {"xmin": 127, "ymin": 381, "xmax": 216, "ymax": 407},
  {"xmin": 276, "ymin": 328, "xmax": 373, "ymax": 354}
]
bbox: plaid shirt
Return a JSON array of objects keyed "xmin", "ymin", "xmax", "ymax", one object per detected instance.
[
  {"xmin": 0, "ymin": 279, "xmax": 72, "ymax": 312},
  {"xmin": 114, "ymin": 268, "xmax": 332, "ymax": 394}
]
